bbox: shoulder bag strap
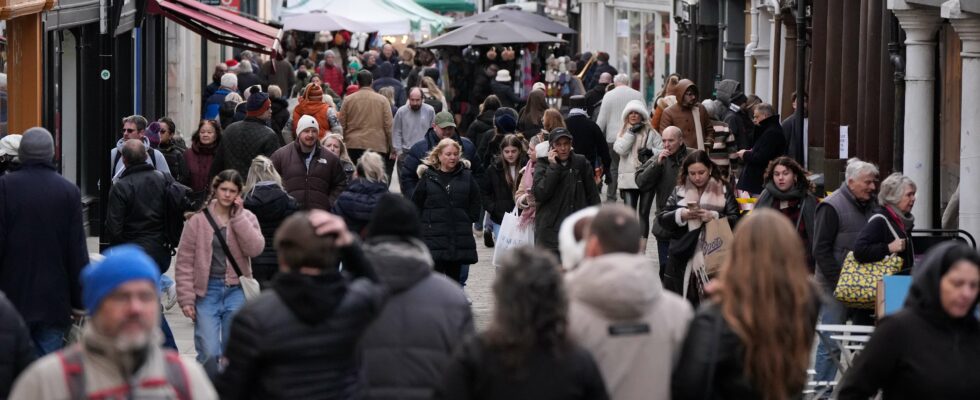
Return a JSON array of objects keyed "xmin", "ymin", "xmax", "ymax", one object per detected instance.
[
  {"xmin": 692, "ymin": 107, "xmax": 705, "ymax": 151},
  {"xmin": 869, "ymin": 213, "xmax": 901, "ymax": 241},
  {"xmin": 203, "ymin": 209, "xmax": 245, "ymax": 278},
  {"xmin": 57, "ymin": 347, "xmax": 87, "ymax": 400}
]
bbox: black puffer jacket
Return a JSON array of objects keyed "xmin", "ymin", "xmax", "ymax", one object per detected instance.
[
  {"xmin": 0, "ymin": 291, "xmax": 35, "ymax": 398},
  {"xmin": 736, "ymin": 115, "xmax": 786, "ymax": 194},
  {"xmin": 104, "ymin": 163, "xmax": 170, "ymax": 269},
  {"xmin": 216, "ymin": 245, "xmax": 385, "ymax": 400},
  {"xmin": 532, "ymin": 154, "xmax": 602, "ymax": 251},
  {"xmin": 270, "ymin": 97, "xmax": 290, "ymax": 139},
  {"xmin": 361, "ymin": 237, "xmax": 474, "ymax": 400},
  {"xmin": 243, "ymin": 184, "xmax": 299, "ymax": 285},
  {"xmin": 481, "ymin": 156, "xmax": 527, "ymax": 224},
  {"xmin": 466, "ymin": 109, "xmax": 494, "ymax": 145},
  {"xmin": 332, "ymin": 179, "xmax": 389, "ymax": 237},
  {"xmin": 412, "ymin": 163, "xmax": 481, "ymax": 265},
  {"xmin": 838, "ymin": 242, "xmax": 980, "ymax": 400},
  {"xmin": 491, "ymin": 81, "xmax": 520, "ymax": 109}
]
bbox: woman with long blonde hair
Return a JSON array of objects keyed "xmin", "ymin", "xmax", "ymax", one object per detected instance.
[
  {"xmin": 673, "ymin": 208, "xmax": 817, "ymax": 400},
  {"xmin": 420, "ymin": 76, "xmax": 449, "ymax": 113},
  {"xmin": 322, "ymin": 133, "xmax": 355, "ymax": 182},
  {"xmin": 412, "ymin": 138, "xmax": 481, "ymax": 284},
  {"xmin": 243, "ymin": 156, "xmax": 297, "ymax": 286}
]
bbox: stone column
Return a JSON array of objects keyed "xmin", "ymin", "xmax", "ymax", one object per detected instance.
[
  {"xmin": 893, "ymin": 7, "xmax": 942, "ymax": 228},
  {"xmin": 944, "ymin": 1, "xmax": 980, "ymax": 238}
]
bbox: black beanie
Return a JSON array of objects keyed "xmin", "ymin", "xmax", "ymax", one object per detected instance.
[{"xmin": 366, "ymin": 194, "xmax": 422, "ymax": 239}]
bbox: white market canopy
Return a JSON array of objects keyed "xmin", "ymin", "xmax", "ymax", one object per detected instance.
[{"xmin": 279, "ymin": 0, "xmax": 452, "ymax": 35}]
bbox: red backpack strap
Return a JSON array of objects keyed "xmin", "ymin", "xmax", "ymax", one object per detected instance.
[
  {"xmin": 56, "ymin": 346, "xmax": 88, "ymax": 400},
  {"xmin": 162, "ymin": 350, "xmax": 192, "ymax": 400}
]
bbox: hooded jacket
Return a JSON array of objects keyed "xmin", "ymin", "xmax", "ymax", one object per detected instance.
[
  {"xmin": 216, "ymin": 245, "xmax": 385, "ymax": 400},
  {"xmin": 596, "ymin": 85, "xmax": 645, "ymax": 143},
  {"xmin": 360, "ymin": 237, "xmax": 474, "ymax": 400},
  {"xmin": 567, "ymin": 253, "xmax": 693, "ymax": 400},
  {"xmin": 399, "ymin": 129, "xmax": 480, "ymax": 199},
  {"xmin": 332, "ymin": 179, "xmax": 389, "ymax": 237},
  {"xmin": 412, "ymin": 163, "xmax": 481, "ymax": 265},
  {"xmin": 837, "ymin": 242, "xmax": 980, "ymax": 400},
  {"xmin": 658, "ymin": 80, "xmax": 712, "ymax": 151},
  {"xmin": 109, "ymin": 137, "xmax": 171, "ymax": 180},
  {"xmin": 714, "ymin": 79, "xmax": 754, "ymax": 150},
  {"xmin": 292, "ymin": 92, "xmax": 331, "ymax": 139},
  {"xmin": 243, "ymin": 184, "xmax": 299, "ymax": 284},
  {"xmin": 269, "ymin": 96, "xmax": 291, "ymax": 139},
  {"xmin": 613, "ymin": 100, "xmax": 662, "ymax": 191}
]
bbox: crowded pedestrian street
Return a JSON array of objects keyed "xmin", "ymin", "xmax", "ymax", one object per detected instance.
[{"xmin": 2, "ymin": 0, "xmax": 980, "ymax": 399}]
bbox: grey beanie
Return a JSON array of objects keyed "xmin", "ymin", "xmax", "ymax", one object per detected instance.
[{"xmin": 19, "ymin": 127, "xmax": 54, "ymax": 163}]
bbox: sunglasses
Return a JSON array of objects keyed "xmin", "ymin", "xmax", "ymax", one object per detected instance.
[{"xmin": 123, "ymin": 128, "xmax": 137, "ymax": 133}]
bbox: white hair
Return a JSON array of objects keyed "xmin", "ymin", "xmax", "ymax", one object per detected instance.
[
  {"xmin": 845, "ymin": 158, "xmax": 879, "ymax": 182},
  {"xmin": 878, "ymin": 173, "xmax": 916, "ymax": 207},
  {"xmin": 238, "ymin": 60, "xmax": 253, "ymax": 73},
  {"xmin": 613, "ymin": 73, "xmax": 630, "ymax": 85}
]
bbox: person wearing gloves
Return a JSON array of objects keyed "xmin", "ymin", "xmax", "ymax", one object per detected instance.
[
  {"xmin": 837, "ymin": 242, "xmax": 980, "ymax": 399},
  {"xmin": 613, "ymin": 99, "xmax": 662, "ymax": 251}
]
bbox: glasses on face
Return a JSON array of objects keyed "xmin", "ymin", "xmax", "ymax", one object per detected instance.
[{"xmin": 123, "ymin": 128, "xmax": 137, "ymax": 133}]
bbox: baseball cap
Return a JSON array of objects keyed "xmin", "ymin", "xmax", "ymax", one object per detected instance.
[{"xmin": 434, "ymin": 111, "xmax": 456, "ymax": 128}]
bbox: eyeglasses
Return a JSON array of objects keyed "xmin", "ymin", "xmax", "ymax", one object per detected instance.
[{"xmin": 123, "ymin": 128, "xmax": 137, "ymax": 133}]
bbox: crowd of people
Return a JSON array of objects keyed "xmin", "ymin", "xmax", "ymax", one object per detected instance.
[{"xmin": 0, "ymin": 37, "xmax": 978, "ymax": 400}]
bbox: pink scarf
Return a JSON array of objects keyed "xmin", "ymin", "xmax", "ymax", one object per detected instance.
[{"xmin": 518, "ymin": 158, "xmax": 537, "ymax": 229}]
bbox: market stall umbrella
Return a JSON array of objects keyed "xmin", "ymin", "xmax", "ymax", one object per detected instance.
[
  {"xmin": 446, "ymin": 9, "xmax": 575, "ymax": 35},
  {"xmin": 282, "ymin": 12, "xmax": 375, "ymax": 32},
  {"xmin": 420, "ymin": 19, "xmax": 565, "ymax": 48}
]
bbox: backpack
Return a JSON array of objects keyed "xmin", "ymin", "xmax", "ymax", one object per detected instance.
[
  {"xmin": 112, "ymin": 147, "xmax": 158, "ymax": 177},
  {"xmin": 57, "ymin": 346, "xmax": 191, "ymax": 400},
  {"xmin": 158, "ymin": 171, "xmax": 192, "ymax": 256}
]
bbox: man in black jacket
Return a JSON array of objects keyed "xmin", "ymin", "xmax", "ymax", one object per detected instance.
[
  {"xmin": 715, "ymin": 79, "xmax": 754, "ymax": 151},
  {"xmin": 217, "ymin": 211, "xmax": 385, "ymax": 399},
  {"xmin": 533, "ymin": 128, "xmax": 602, "ymax": 256},
  {"xmin": 210, "ymin": 92, "xmax": 282, "ymax": 179},
  {"xmin": 565, "ymin": 95, "xmax": 611, "ymax": 189},
  {"xmin": 781, "ymin": 91, "xmax": 808, "ymax": 166},
  {"xmin": 736, "ymin": 103, "xmax": 786, "ymax": 196},
  {"xmin": 0, "ymin": 127, "xmax": 87, "ymax": 357},
  {"xmin": 0, "ymin": 291, "xmax": 34, "ymax": 397}
]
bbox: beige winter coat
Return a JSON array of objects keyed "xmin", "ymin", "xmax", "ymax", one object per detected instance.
[
  {"xmin": 10, "ymin": 326, "xmax": 216, "ymax": 399},
  {"xmin": 566, "ymin": 253, "xmax": 694, "ymax": 400}
]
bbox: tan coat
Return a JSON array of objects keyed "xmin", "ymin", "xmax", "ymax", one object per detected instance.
[
  {"xmin": 339, "ymin": 87, "xmax": 394, "ymax": 153},
  {"xmin": 658, "ymin": 79, "xmax": 711, "ymax": 151},
  {"xmin": 566, "ymin": 253, "xmax": 693, "ymax": 400},
  {"xmin": 10, "ymin": 327, "xmax": 216, "ymax": 399}
]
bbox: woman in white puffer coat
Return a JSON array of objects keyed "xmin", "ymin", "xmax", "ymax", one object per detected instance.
[{"xmin": 613, "ymin": 99, "xmax": 662, "ymax": 249}]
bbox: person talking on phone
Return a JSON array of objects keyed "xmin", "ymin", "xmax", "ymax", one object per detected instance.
[
  {"xmin": 175, "ymin": 169, "xmax": 264, "ymax": 365},
  {"xmin": 533, "ymin": 128, "xmax": 602, "ymax": 258},
  {"xmin": 655, "ymin": 150, "xmax": 739, "ymax": 305},
  {"xmin": 852, "ymin": 173, "xmax": 916, "ymax": 272}
]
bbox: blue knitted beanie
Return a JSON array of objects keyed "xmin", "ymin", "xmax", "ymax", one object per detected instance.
[{"xmin": 82, "ymin": 245, "xmax": 160, "ymax": 314}]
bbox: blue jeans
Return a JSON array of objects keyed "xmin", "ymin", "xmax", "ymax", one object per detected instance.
[
  {"xmin": 194, "ymin": 278, "xmax": 245, "ymax": 364},
  {"xmin": 161, "ymin": 311, "xmax": 177, "ymax": 350},
  {"xmin": 459, "ymin": 264, "xmax": 470, "ymax": 286},
  {"xmin": 813, "ymin": 287, "xmax": 847, "ymax": 383},
  {"xmin": 28, "ymin": 322, "xmax": 68, "ymax": 357}
]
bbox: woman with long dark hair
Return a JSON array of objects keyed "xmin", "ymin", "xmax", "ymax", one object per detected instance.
[
  {"xmin": 183, "ymin": 119, "xmax": 222, "ymax": 207},
  {"xmin": 655, "ymin": 150, "xmax": 739, "ymax": 305},
  {"xmin": 481, "ymin": 134, "xmax": 529, "ymax": 238},
  {"xmin": 175, "ymin": 169, "xmax": 264, "ymax": 364},
  {"xmin": 673, "ymin": 209, "xmax": 818, "ymax": 400},
  {"xmin": 518, "ymin": 89, "xmax": 549, "ymax": 138},
  {"xmin": 242, "ymin": 156, "xmax": 298, "ymax": 287},
  {"xmin": 441, "ymin": 247, "xmax": 609, "ymax": 399},
  {"xmin": 755, "ymin": 156, "xmax": 818, "ymax": 271}
]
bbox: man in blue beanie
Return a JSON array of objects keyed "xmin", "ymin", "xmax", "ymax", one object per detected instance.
[{"xmin": 10, "ymin": 245, "xmax": 217, "ymax": 399}]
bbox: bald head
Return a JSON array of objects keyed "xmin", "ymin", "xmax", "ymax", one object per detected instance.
[
  {"xmin": 662, "ymin": 126, "xmax": 683, "ymax": 154},
  {"xmin": 598, "ymin": 72, "xmax": 613, "ymax": 85},
  {"xmin": 121, "ymin": 139, "xmax": 147, "ymax": 166},
  {"xmin": 586, "ymin": 204, "xmax": 643, "ymax": 256}
]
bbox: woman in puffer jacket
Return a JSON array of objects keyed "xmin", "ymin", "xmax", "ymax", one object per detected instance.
[
  {"xmin": 333, "ymin": 151, "xmax": 390, "ymax": 238},
  {"xmin": 613, "ymin": 99, "xmax": 662, "ymax": 251},
  {"xmin": 412, "ymin": 138, "xmax": 482, "ymax": 285},
  {"xmin": 243, "ymin": 156, "xmax": 298, "ymax": 287}
]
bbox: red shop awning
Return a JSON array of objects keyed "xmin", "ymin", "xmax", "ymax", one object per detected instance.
[{"xmin": 149, "ymin": 0, "xmax": 281, "ymax": 55}]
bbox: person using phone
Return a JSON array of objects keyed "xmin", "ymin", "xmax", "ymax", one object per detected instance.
[
  {"xmin": 175, "ymin": 169, "xmax": 264, "ymax": 365},
  {"xmin": 533, "ymin": 128, "xmax": 602, "ymax": 256}
]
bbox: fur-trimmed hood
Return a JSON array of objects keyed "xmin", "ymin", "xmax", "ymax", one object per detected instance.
[
  {"xmin": 620, "ymin": 99, "xmax": 650, "ymax": 123},
  {"xmin": 416, "ymin": 159, "xmax": 471, "ymax": 178}
]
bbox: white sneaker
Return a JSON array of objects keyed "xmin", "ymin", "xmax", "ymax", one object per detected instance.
[{"xmin": 163, "ymin": 284, "xmax": 178, "ymax": 311}]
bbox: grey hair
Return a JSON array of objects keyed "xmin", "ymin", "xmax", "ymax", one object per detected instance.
[
  {"xmin": 878, "ymin": 172, "xmax": 916, "ymax": 207},
  {"xmin": 268, "ymin": 85, "xmax": 282, "ymax": 99},
  {"xmin": 224, "ymin": 92, "xmax": 244, "ymax": 103},
  {"xmin": 845, "ymin": 158, "xmax": 879, "ymax": 181},
  {"xmin": 121, "ymin": 115, "xmax": 148, "ymax": 131},
  {"xmin": 356, "ymin": 151, "xmax": 388, "ymax": 184},
  {"xmin": 755, "ymin": 103, "xmax": 776, "ymax": 118},
  {"xmin": 238, "ymin": 60, "xmax": 253, "ymax": 73},
  {"xmin": 324, "ymin": 49, "xmax": 336, "ymax": 58},
  {"xmin": 613, "ymin": 73, "xmax": 629, "ymax": 85}
]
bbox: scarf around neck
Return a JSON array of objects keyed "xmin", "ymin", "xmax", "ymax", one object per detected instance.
[{"xmin": 763, "ymin": 181, "xmax": 808, "ymax": 201}]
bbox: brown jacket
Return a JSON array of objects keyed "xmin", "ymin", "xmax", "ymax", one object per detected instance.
[
  {"xmin": 339, "ymin": 87, "xmax": 393, "ymax": 153},
  {"xmin": 658, "ymin": 79, "xmax": 711, "ymax": 150},
  {"xmin": 271, "ymin": 141, "xmax": 348, "ymax": 210}
]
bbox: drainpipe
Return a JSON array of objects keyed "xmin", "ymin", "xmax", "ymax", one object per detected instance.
[
  {"xmin": 795, "ymin": 0, "xmax": 807, "ymax": 168},
  {"xmin": 768, "ymin": 0, "xmax": 782, "ymax": 104},
  {"xmin": 744, "ymin": 1, "xmax": 760, "ymax": 91},
  {"xmin": 888, "ymin": 14, "xmax": 905, "ymax": 172}
]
